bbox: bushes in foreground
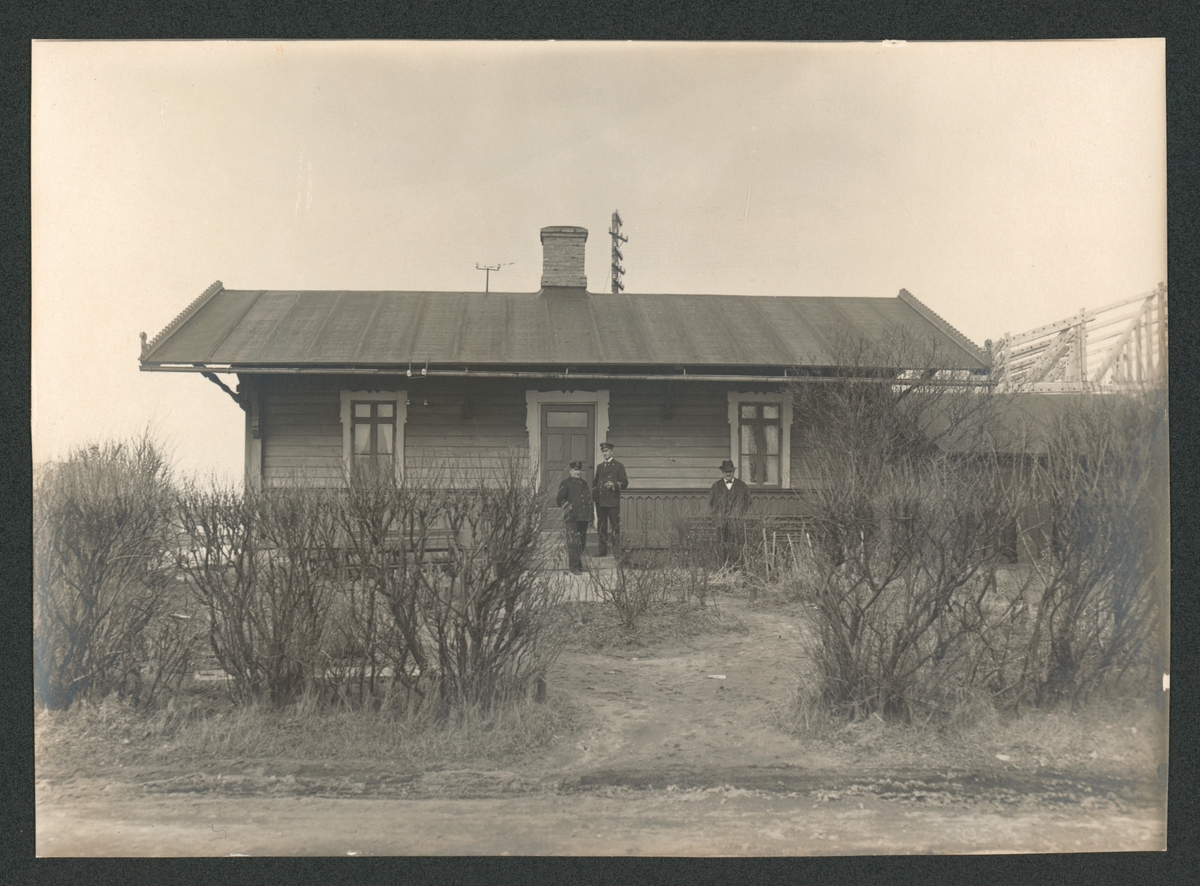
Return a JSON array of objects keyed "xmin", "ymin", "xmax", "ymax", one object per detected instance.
[
  {"xmin": 588, "ymin": 548, "xmax": 670, "ymax": 630},
  {"xmin": 334, "ymin": 459, "xmax": 568, "ymax": 711},
  {"xmin": 787, "ymin": 330, "xmax": 1017, "ymax": 722},
  {"xmin": 587, "ymin": 518, "xmax": 720, "ymax": 631},
  {"xmin": 35, "ymin": 438, "xmax": 569, "ymax": 717},
  {"xmin": 787, "ymin": 328, "xmax": 1167, "ymax": 722},
  {"xmin": 37, "ymin": 375, "xmax": 1163, "ymax": 733},
  {"xmin": 1011, "ymin": 393, "xmax": 1167, "ymax": 709},
  {"xmin": 176, "ymin": 458, "xmax": 568, "ymax": 713},
  {"xmin": 34, "ymin": 436, "xmax": 198, "ymax": 710},
  {"xmin": 176, "ymin": 483, "xmax": 341, "ymax": 705}
]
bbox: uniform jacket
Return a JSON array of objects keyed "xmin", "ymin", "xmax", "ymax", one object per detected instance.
[
  {"xmin": 593, "ymin": 459, "xmax": 629, "ymax": 508},
  {"xmin": 556, "ymin": 475, "xmax": 594, "ymax": 523},
  {"xmin": 708, "ymin": 477, "xmax": 752, "ymax": 517}
]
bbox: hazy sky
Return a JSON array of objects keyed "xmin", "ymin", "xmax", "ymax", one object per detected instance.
[{"xmin": 32, "ymin": 40, "xmax": 1165, "ymax": 481}]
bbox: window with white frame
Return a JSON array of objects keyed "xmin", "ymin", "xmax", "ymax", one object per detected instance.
[
  {"xmin": 341, "ymin": 390, "xmax": 406, "ymax": 480},
  {"xmin": 727, "ymin": 392, "xmax": 791, "ymax": 489},
  {"xmin": 352, "ymin": 401, "xmax": 395, "ymax": 465},
  {"xmin": 739, "ymin": 402, "xmax": 782, "ymax": 486}
]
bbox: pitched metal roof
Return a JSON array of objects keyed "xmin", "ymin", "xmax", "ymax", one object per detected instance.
[{"xmin": 140, "ymin": 282, "xmax": 987, "ymax": 373}]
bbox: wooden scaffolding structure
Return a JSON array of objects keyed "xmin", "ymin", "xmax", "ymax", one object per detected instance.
[{"xmin": 993, "ymin": 284, "xmax": 1167, "ymax": 393}]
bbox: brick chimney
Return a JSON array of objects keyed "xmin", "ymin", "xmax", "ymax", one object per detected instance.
[{"xmin": 540, "ymin": 226, "xmax": 588, "ymax": 290}]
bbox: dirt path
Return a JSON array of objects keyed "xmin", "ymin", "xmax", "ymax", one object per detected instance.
[
  {"xmin": 540, "ymin": 598, "xmax": 820, "ymax": 776},
  {"xmin": 36, "ymin": 596, "xmax": 1166, "ymax": 856},
  {"xmin": 36, "ymin": 782, "xmax": 1164, "ymax": 856}
]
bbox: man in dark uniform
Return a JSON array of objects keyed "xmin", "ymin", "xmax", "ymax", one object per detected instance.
[
  {"xmin": 593, "ymin": 441, "xmax": 628, "ymax": 557},
  {"xmin": 709, "ymin": 459, "xmax": 752, "ymax": 565},
  {"xmin": 556, "ymin": 460, "xmax": 594, "ymax": 574}
]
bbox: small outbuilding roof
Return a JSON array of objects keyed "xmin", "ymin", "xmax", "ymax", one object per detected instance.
[
  {"xmin": 139, "ymin": 283, "xmax": 987, "ymax": 375},
  {"xmin": 929, "ymin": 390, "xmax": 1164, "ymax": 455}
]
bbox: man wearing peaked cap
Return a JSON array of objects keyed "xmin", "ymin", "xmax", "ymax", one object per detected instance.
[
  {"xmin": 593, "ymin": 441, "xmax": 628, "ymax": 557},
  {"xmin": 556, "ymin": 460, "xmax": 593, "ymax": 574}
]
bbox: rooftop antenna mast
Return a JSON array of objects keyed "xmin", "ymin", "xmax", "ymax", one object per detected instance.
[
  {"xmin": 475, "ymin": 261, "xmax": 512, "ymax": 293},
  {"xmin": 609, "ymin": 211, "xmax": 628, "ymax": 293}
]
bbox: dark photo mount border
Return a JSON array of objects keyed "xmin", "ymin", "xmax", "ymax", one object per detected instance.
[{"xmin": 6, "ymin": 2, "xmax": 1197, "ymax": 885}]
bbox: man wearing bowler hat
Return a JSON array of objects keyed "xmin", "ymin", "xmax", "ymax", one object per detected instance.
[
  {"xmin": 556, "ymin": 461, "xmax": 593, "ymax": 574},
  {"xmin": 709, "ymin": 458, "xmax": 752, "ymax": 565},
  {"xmin": 593, "ymin": 441, "xmax": 628, "ymax": 557}
]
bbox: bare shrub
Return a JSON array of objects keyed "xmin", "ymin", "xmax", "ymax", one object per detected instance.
[
  {"xmin": 419, "ymin": 459, "xmax": 569, "ymax": 709},
  {"xmin": 122, "ymin": 610, "xmax": 202, "ymax": 709},
  {"xmin": 177, "ymin": 482, "xmax": 341, "ymax": 705},
  {"xmin": 792, "ymin": 326, "xmax": 1167, "ymax": 721},
  {"xmin": 337, "ymin": 457, "xmax": 568, "ymax": 712},
  {"xmin": 326, "ymin": 458, "xmax": 396, "ymax": 701},
  {"xmin": 791, "ymin": 329, "xmax": 1024, "ymax": 721},
  {"xmin": 665, "ymin": 516, "xmax": 715, "ymax": 606},
  {"xmin": 801, "ymin": 458, "xmax": 1022, "ymax": 721},
  {"xmin": 329, "ymin": 464, "xmax": 450, "ymax": 704},
  {"xmin": 323, "ymin": 466, "xmax": 408, "ymax": 706},
  {"xmin": 589, "ymin": 547, "xmax": 671, "ymax": 629},
  {"xmin": 33, "ymin": 435, "xmax": 196, "ymax": 710},
  {"xmin": 1012, "ymin": 392, "xmax": 1167, "ymax": 708}
]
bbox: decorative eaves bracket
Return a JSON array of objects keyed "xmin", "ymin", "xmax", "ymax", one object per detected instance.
[{"xmin": 200, "ymin": 369, "xmax": 247, "ymax": 412}]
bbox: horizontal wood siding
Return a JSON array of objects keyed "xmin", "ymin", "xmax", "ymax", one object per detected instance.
[
  {"xmin": 405, "ymin": 387, "xmax": 530, "ymax": 482},
  {"xmin": 250, "ymin": 374, "xmax": 1041, "ymax": 562},
  {"xmin": 256, "ymin": 377, "xmax": 534, "ymax": 485},
  {"xmin": 606, "ymin": 383, "xmax": 730, "ymax": 488},
  {"xmin": 253, "ymin": 375, "xmax": 820, "ymax": 503},
  {"xmin": 261, "ymin": 388, "xmax": 343, "ymax": 485}
]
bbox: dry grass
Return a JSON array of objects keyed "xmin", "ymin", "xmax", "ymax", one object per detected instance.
[
  {"xmin": 36, "ymin": 685, "xmax": 585, "ymax": 777},
  {"xmin": 561, "ymin": 600, "xmax": 744, "ymax": 652},
  {"xmin": 771, "ymin": 677, "xmax": 1165, "ymax": 776}
]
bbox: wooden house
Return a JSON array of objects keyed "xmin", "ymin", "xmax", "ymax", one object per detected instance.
[{"xmin": 139, "ymin": 225, "xmax": 988, "ymax": 547}]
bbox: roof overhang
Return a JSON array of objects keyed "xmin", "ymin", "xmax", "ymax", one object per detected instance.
[
  {"xmin": 139, "ymin": 283, "xmax": 990, "ymax": 374},
  {"xmin": 140, "ymin": 360, "xmax": 992, "ymax": 387}
]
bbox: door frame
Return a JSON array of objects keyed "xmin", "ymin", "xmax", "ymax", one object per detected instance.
[
  {"xmin": 540, "ymin": 403, "xmax": 596, "ymax": 492},
  {"xmin": 525, "ymin": 389, "xmax": 610, "ymax": 490}
]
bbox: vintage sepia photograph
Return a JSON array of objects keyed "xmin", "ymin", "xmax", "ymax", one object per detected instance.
[{"xmin": 32, "ymin": 39, "xmax": 1167, "ymax": 856}]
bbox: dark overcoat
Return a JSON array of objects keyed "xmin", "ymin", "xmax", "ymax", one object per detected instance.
[
  {"xmin": 556, "ymin": 475, "xmax": 594, "ymax": 523},
  {"xmin": 593, "ymin": 459, "xmax": 629, "ymax": 508},
  {"xmin": 708, "ymin": 477, "xmax": 752, "ymax": 516}
]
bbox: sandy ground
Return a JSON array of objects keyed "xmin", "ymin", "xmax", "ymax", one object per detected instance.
[{"xmin": 36, "ymin": 591, "xmax": 1167, "ymax": 856}]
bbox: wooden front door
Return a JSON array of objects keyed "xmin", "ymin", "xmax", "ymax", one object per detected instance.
[{"xmin": 541, "ymin": 404, "xmax": 595, "ymax": 491}]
